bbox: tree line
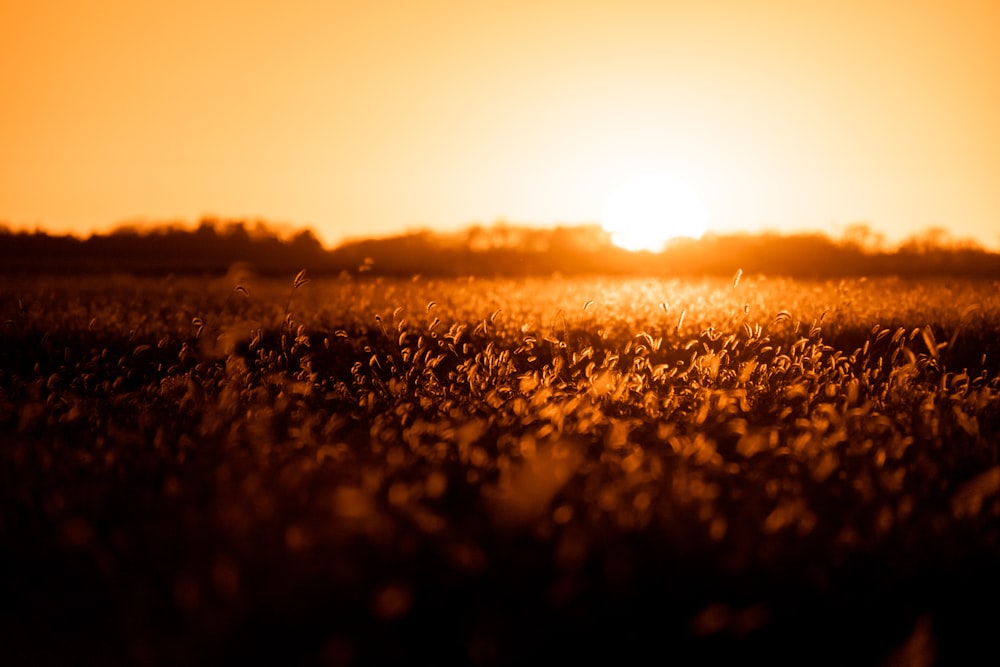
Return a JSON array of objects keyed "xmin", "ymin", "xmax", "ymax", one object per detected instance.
[{"xmin": 2, "ymin": 218, "xmax": 998, "ymax": 278}]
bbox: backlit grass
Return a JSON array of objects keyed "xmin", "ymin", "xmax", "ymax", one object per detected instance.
[{"xmin": 1, "ymin": 273, "xmax": 998, "ymax": 665}]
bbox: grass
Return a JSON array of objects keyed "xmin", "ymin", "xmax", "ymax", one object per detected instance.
[{"xmin": 1, "ymin": 272, "xmax": 999, "ymax": 666}]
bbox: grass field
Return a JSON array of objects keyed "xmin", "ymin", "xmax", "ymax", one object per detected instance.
[{"xmin": 2, "ymin": 272, "xmax": 999, "ymax": 665}]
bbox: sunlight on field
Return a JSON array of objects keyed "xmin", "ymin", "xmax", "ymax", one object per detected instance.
[{"xmin": 1, "ymin": 273, "xmax": 998, "ymax": 663}]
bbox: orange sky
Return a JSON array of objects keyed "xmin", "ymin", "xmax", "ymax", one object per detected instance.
[{"xmin": 3, "ymin": 0, "xmax": 999, "ymax": 249}]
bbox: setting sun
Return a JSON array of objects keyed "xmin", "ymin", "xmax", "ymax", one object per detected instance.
[{"xmin": 601, "ymin": 173, "xmax": 709, "ymax": 252}]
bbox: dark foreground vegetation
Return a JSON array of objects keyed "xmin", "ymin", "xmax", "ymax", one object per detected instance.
[
  {"xmin": 1, "ymin": 273, "xmax": 999, "ymax": 665},
  {"xmin": 2, "ymin": 218, "xmax": 999, "ymax": 278}
]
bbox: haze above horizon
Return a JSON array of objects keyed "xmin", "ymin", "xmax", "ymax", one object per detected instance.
[{"xmin": 3, "ymin": 1, "xmax": 998, "ymax": 250}]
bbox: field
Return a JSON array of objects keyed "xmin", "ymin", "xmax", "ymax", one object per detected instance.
[{"xmin": 2, "ymin": 272, "xmax": 999, "ymax": 666}]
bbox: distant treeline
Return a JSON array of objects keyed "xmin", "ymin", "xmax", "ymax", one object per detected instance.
[{"xmin": 2, "ymin": 218, "xmax": 999, "ymax": 278}]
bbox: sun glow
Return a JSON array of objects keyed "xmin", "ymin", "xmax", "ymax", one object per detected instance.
[{"xmin": 601, "ymin": 173, "xmax": 709, "ymax": 252}]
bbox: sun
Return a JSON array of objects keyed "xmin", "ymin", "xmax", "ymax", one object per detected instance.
[{"xmin": 601, "ymin": 173, "xmax": 709, "ymax": 252}]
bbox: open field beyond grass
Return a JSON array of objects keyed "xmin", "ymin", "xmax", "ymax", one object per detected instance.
[{"xmin": 2, "ymin": 273, "xmax": 999, "ymax": 665}]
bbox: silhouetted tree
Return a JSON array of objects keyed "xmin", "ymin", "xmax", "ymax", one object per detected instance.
[{"xmin": 840, "ymin": 222, "xmax": 885, "ymax": 254}]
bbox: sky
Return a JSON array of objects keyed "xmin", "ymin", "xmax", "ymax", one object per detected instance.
[{"xmin": 3, "ymin": 0, "xmax": 999, "ymax": 249}]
